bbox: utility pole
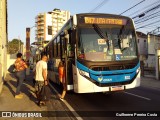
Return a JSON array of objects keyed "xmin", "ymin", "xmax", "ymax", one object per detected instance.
[
  {"xmin": 26, "ymin": 28, "xmax": 30, "ymax": 61},
  {"xmin": 18, "ymin": 36, "xmax": 21, "ymax": 53}
]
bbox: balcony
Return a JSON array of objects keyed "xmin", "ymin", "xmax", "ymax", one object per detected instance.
[
  {"xmin": 52, "ymin": 10, "xmax": 61, "ymax": 14},
  {"xmin": 52, "ymin": 19, "xmax": 57, "ymax": 23},
  {"xmin": 52, "ymin": 23, "xmax": 58, "ymax": 27},
  {"xmin": 37, "ymin": 35, "xmax": 44, "ymax": 38},
  {"xmin": 57, "ymin": 15, "xmax": 65, "ymax": 19},
  {"xmin": 37, "ymin": 26, "xmax": 44, "ymax": 30},
  {"xmin": 53, "ymin": 31, "xmax": 57, "ymax": 35},
  {"xmin": 37, "ymin": 31, "xmax": 44, "ymax": 35},
  {"xmin": 38, "ymin": 13, "xmax": 44, "ymax": 17},
  {"xmin": 52, "ymin": 15, "xmax": 58, "ymax": 18},
  {"xmin": 52, "ymin": 27, "xmax": 57, "ymax": 30},
  {"xmin": 38, "ymin": 17, "xmax": 44, "ymax": 22},
  {"xmin": 37, "ymin": 22, "xmax": 44, "ymax": 25}
]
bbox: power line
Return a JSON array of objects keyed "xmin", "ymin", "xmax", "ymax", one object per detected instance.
[
  {"xmin": 90, "ymin": 0, "xmax": 109, "ymax": 13},
  {"xmin": 136, "ymin": 18, "xmax": 160, "ymax": 29},
  {"xmin": 135, "ymin": 10, "xmax": 160, "ymax": 23},
  {"xmin": 128, "ymin": 0, "xmax": 160, "ymax": 17},
  {"xmin": 120, "ymin": 0, "xmax": 146, "ymax": 15},
  {"xmin": 132, "ymin": 3, "xmax": 160, "ymax": 19},
  {"xmin": 135, "ymin": 12, "xmax": 160, "ymax": 24}
]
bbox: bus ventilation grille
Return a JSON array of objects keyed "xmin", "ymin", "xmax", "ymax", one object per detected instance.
[{"xmin": 91, "ymin": 64, "xmax": 135, "ymax": 71}]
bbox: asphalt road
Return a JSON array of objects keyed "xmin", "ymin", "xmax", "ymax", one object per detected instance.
[{"xmin": 50, "ymin": 82, "xmax": 160, "ymax": 120}]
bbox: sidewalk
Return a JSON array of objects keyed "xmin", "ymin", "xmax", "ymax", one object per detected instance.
[
  {"xmin": 0, "ymin": 72, "xmax": 74, "ymax": 120},
  {"xmin": 141, "ymin": 74, "xmax": 160, "ymax": 90}
]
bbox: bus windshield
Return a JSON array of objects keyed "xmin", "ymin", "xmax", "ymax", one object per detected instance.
[{"xmin": 77, "ymin": 24, "xmax": 138, "ymax": 61}]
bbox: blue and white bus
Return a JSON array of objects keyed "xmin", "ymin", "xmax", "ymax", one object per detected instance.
[{"xmin": 41, "ymin": 13, "xmax": 140, "ymax": 93}]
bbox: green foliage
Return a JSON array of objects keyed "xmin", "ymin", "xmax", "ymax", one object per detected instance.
[{"xmin": 7, "ymin": 39, "xmax": 24, "ymax": 54}]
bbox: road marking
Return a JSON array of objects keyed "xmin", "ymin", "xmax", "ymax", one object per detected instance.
[
  {"xmin": 124, "ymin": 92, "xmax": 151, "ymax": 101},
  {"xmin": 49, "ymin": 83, "xmax": 83, "ymax": 120}
]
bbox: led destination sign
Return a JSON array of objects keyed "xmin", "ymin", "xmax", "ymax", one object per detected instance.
[{"xmin": 84, "ymin": 17, "xmax": 127, "ymax": 25}]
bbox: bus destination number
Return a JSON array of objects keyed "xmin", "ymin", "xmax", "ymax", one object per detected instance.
[
  {"xmin": 98, "ymin": 39, "xmax": 106, "ymax": 45},
  {"xmin": 84, "ymin": 17, "xmax": 126, "ymax": 25}
]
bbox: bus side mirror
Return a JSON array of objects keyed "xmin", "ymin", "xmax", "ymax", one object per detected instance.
[
  {"xmin": 65, "ymin": 34, "xmax": 69, "ymax": 40},
  {"xmin": 67, "ymin": 43, "xmax": 74, "ymax": 57},
  {"xmin": 64, "ymin": 30, "xmax": 69, "ymax": 40}
]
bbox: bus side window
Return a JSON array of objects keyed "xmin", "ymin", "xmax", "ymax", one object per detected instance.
[
  {"xmin": 68, "ymin": 30, "xmax": 75, "ymax": 58},
  {"xmin": 60, "ymin": 35, "xmax": 66, "ymax": 59}
]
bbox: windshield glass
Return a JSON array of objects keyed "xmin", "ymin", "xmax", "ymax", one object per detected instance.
[{"xmin": 77, "ymin": 24, "xmax": 138, "ymax": 61}]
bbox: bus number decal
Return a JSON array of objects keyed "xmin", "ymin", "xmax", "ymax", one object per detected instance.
[
  {"xmin": 125, "ymin": 76, "xmax": 130, "ymax": 80},
  {"xmin": 85, "ymin": 17, "xmax": 95, "ymax": 24}
]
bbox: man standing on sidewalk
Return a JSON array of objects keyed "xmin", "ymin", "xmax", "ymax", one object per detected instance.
[
  {"xmin": 35, "ymin": 55, "xmax": 48, "ymax": 105},
  {"xmin": 14, "ymin": 53, "xmax": 28, "ymax": 99}
]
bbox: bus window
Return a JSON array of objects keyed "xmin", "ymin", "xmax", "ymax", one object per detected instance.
[
  {"xmin": 57, "ymin": 36, "xmax": 61, "ymax": 58},
  {"xmin": 52, "ymin": 40, "xmax": 54, "ymax": 58},
  {"xmin": 54, "ymin": 38, "xmax": 57, "ymax": 57},
  {"xmin": 65, "ymin": 30, "xmax": 75, "ymax": 58},
  {"xmin": 60, "ymin": 35, "xmax": 66, "ymax": 59}
]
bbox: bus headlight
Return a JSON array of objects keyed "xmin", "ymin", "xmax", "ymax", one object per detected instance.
[
  {"xmin": 136, "ymin": 67, "xmax": 140, "ymax": 73},
  {"xmin": 79, "ymin": 70, "xmax": 89, "ymax": 77}
]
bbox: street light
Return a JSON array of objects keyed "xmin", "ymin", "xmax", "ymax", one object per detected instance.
[{"xmin": 132, "ymin": 13, "xmax": 145, "ymax": 19}]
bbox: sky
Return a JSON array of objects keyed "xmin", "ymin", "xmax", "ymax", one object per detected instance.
[{"xmin": 8, "ymin": 0, "xmax": 159, "ymax": 44}]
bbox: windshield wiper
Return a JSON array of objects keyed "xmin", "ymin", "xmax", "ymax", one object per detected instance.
[
  {"xmin": 92, "ymin": 24, "xmax": 108, "ymax": 40},
  {"xmin": 117, "ymin": 19, "xmax": 130, "ymax": 50},
  {"xmin": 92, "ymin": 24, "xmax": 110, "ymax": 51}
]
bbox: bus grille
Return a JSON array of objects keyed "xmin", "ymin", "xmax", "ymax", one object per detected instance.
[{"xmin": 91, "ymin": 64, "xmax": 135, "ymax": 71}]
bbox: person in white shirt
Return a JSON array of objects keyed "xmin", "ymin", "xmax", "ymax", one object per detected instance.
[{"xmin": 35, "ymin": 55, "xmax": 48, "ymax": 105}]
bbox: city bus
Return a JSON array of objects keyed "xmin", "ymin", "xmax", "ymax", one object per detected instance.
[{"xmin": 40, "ymin": 13, "xmax": 140, "ymax": 93}]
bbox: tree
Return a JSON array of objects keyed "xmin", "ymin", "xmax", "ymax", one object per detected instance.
[{"xmin": 7, "ymin": 39, "xmax": 23, "ymax": 54}]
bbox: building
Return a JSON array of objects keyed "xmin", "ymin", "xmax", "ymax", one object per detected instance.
[
  {"xmin": 50, "ymin": 8, "xmax": 70, "ymax": 37},
  {"xmin": 0, "ymin": 0, "xmax": 8, "ymax": 93},
  {"xmin": 146, "ymin": 34, "xmax": 160, "ymax": 68},
  {"xmin": 136, "ymin": 31, "xmax": 148, "ymax": 62},
  {"xmin": 35, "ymin": 13, "xmax": 52, "ymax": 43},
  {"xmin": 35, "ymin": 9, "xmax": 70, "ymax": 47}
]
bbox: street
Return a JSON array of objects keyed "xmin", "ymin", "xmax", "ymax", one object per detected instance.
[
  {"xmin": 50, "ymin": 78, "xmax": 160, "ymax": 120},
  {"xmin": 1, "ymin": 71, "xmax": 160, "ymax": 120}
]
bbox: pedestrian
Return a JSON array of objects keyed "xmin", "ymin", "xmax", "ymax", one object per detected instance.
[
  {"xmin": 22, "ymin": 59, "xmax": 26, "ymax": 81},
  {"xmin": 14, "ymin": 53, "xmax": 28, "ymax": 99},
  {"xmin": 35, "ymin": 55, "xmax": 49, "ymax": 106},
  {"xmin": 58, "ymin": 61, "xmax": 66, "ymax": 100}
]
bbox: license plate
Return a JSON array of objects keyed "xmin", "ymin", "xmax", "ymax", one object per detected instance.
[{"xmin": 111, "ymin": 86, "xmax": 124, "ymax": 91}]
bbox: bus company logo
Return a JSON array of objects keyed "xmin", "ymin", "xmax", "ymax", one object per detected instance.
[
  {"xmin": 103, "ymin": 78, "xmax": 112, "ymax": 82},
  {"xmin": 125, "ymin": 76, "xmax": 130, "ymax": 80},
  {"xmin": 98, "ymin": 77, "xmax": 103, "ymax": 82}
]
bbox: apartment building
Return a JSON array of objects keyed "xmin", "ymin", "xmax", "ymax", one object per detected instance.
[
  {"xmin": 50, "ymin": 9, "xmax": 70, "ymax": 37},
  {"xmin": 35, "ymin": 9, "xmax": 70, "ymax": 46},
  {"xmin": 35, "ymin": 13, "xmax": 52, "ymax": 43}
]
